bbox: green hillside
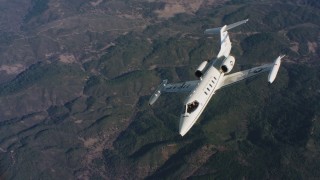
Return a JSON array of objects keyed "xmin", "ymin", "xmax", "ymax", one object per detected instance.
[{"xmin": 0, "ymin": 0, "xmax": 319, "ymax": 179}]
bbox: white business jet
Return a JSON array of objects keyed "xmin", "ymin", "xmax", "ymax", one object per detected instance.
[{"xmin": 149, "ymin": 19, "xmax": 284, "ymax": 136}]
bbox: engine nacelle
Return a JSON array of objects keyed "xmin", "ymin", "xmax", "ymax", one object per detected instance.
[
  {"xmin": 195, "ymin": 61, "xmax": 208, "ymax": 78},
  {"xmin": 220, "ymin": 56, "xmax": 235, "ymax": 73}
]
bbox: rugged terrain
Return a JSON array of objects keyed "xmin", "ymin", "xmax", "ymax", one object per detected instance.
[{"xmin": 0, "ymin": 0, "xmax": 319, "ymax": 179}]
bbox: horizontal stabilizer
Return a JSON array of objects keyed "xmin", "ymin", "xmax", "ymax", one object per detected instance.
[
  {"xmin": 225, "ymin": 19, "xmax": 249, "ymax": 31},
  {"xmin": 204, "ymin": 27, "xmax": 221, "ymax": 35},
  {"xmin": 204, "ymin": 19, "xmax": 249, "ymax": 34}
]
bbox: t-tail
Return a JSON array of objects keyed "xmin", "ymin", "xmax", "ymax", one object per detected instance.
[{"xmin": 204, "ymin": 19, "xmax": 249, "ymax": 58}]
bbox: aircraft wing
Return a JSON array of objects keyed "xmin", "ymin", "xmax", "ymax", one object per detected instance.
[
  {"xmin": 163, "ymin": 80, "xmax": 199, "ymax": 93},
  {"xmin": 219, "ymin": 64, "xmax": 273, "ymax": 88},
  {"xmin": 149, "ymin": 80, "xmax": 199, "ymax": 105}
]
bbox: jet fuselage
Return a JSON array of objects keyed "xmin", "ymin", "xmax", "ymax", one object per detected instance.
[
  {"xmin": 149, "ymin": 19, "xmax": 282, "ymax": 137},
  {"xmin": 179, "ymin": 57, "xmax": 227, "ymax": 136}
]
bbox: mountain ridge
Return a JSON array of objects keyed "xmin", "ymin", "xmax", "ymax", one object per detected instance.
[{"xmin": 0, "ymin": 0, "xmax": 319, "ymax": 179}]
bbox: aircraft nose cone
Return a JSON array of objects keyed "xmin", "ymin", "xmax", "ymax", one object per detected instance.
[{"xmin": 179, "ymin": 116, "xmax": 189, "ymax": 136}]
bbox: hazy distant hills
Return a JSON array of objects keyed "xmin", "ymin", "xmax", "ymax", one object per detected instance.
[{"xmin": 0, "ymin": 0, "xmax": 319, "ymax": 179}]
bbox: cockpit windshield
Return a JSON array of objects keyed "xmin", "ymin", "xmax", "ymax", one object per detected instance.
[
  {"xmin": 187, "ymin": 100, "xmax": 199, "ymax": 114},
  {"xmin": 182, "ymin": 105, "xmax": 186, "ymax": 114}
]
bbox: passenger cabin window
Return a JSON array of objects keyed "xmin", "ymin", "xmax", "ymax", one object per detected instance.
[{"xmin": 187, "ymin": 101, "xmax": 199, "ymax": 114}]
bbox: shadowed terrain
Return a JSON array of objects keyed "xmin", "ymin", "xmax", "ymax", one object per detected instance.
[{"xmin": 0, "ymin": 0, "xmax": 319, "ymax": 179}]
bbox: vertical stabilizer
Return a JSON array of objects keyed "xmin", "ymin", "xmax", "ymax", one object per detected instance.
[
  {"xmin": 217, "ymin": 25, "xmax": 231, "ymax": 58},
  {"xmin": 204, "ymin": 19, "xmax": 249, "ymax": 58}
]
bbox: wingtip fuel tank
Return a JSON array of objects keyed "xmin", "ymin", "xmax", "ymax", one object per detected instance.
[
  {"xmin": 149, "ymin": 80, "xmax": 168, "ymax": 105},
  {"xmin": 268, "ymin": 55, "xmax": 284, "ymax": 83}
]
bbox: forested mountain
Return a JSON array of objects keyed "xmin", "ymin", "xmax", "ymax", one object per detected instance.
[{"xmin": 0, "ymin": 0, "xmax": 319, "ymax": 179}]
